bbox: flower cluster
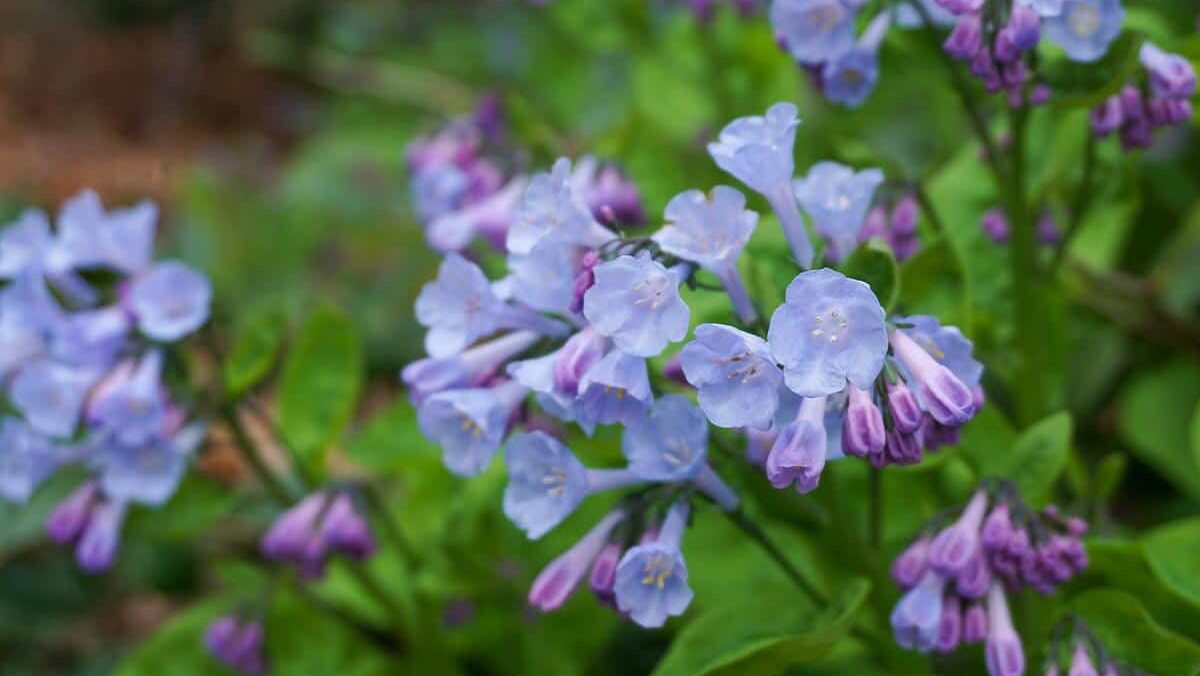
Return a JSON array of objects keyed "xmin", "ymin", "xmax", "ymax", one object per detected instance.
[
  {"xmin": 890, "ymin": 483, "xmax": 1088, "ymax": 675},
  {"xmin": 405, "ymin": 97, "xmax": 644, "ymax": 254},
  {"xmin": 860, "ymin": 194, "xmax": 921, "ymax": 262},
  {"xmin": 0, "ymin": 191, "xmax": 212, "ymax": 572},
  {"xmin": 260, "ymin": 490, "xmax": 377, "ymax": 579},
  {"xmin": 204, "ymin": 614, "xmax": 268, "ymax": 675},
  {"xmin": 405, "ymin": 101, "xmax": 982, "ymax": 628},
  {"xmin": 1091, "ymin": 42, "xmax": 1196, "ymax": 151}
]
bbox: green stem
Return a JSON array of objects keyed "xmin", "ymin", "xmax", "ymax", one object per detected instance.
[
  {"xmin": 285, "ymin": 572, "xmax": 401, "ymax": 652},
  {"xmin": 868, "ymin": 468, "xmax": 883, "ymax": 550},
  {"xmin": 1053, "ymin": 124, "xmax": 1097, "ymax": 270},
  {"xmin": 359, "ymin": 483, "xmax": 421, "ymax": 570},
  {"xmin": 724, "ymin": 508, "xmax": 827, "ymax": 605},
  {"xmin": 221, "ymin": 405, "xmax": 294, "ymax": 505}
]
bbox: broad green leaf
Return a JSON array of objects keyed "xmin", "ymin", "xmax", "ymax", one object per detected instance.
[
  {"xmin": 114, "ymin": 599, "xmax": 230, "ymax": 676},
  {"xmin": 1143, "ymin": 518, "xmax": 1200, "ymax": 611},
  {"xmin": 223, "ymin": 301, "xmax": 290, "ymax": 398},
  {"xmin": 651, "ymin": 579, "xmax": 870, "ymax": 676},
  {"xmin": 277, "ymin": 306, "xmax": 365, "ymax": 473},
  {"xmin": 841, "ymin": 240, "xmax": 899, "ymax": 312},
  {"xmin": 345, "ymin": 400, "xmax": 437, "ymax": 473},
  {"xmin": 1077, "ymin": 539, "xmax": 1200, "ymax": 641},
  {"xmin": 1116, "ymin": 360, "xmax": 1200, "ymax": 500},
  {"xmin": 1192, "ymin": 403, "xmax": 1200, "ymax": 477},
  {"xmin": 1068, "ymin": 590, "xmax": 1200, "ymax": 675},
  {"xmin": 998, "ymin": 412, "xmax": 1072, "ymax": 507},
  {"xmin": 957, "ymin": 405, "xmax": 1018, "ymax": 478},
  {"xmin": 267, "ymin": 586, "xmax": 392, "ymax": 676}
]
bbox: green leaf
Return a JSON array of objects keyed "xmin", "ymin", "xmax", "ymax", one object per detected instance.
[
  {"xmin": 1143, "ymin": 518, "xmax": 1200, "ymax": 612},
  {"xmin": 957, "ymin": 405, "xmax": 1018, "ymax": 478},
  {"xmin": 223, "ymin": 300, "xmax": 290, "ymax": 398},
  {"xmin": 997, "ymin": 412, "xmax": 1072, "ymax": 507},
  {"xmin": 114, "ymin": 598, "xmax": 231, "ymax": 676},
  {"xmin": 1077, "ymin": 539, "xmax": 1200, "ymax": 641},
  {"xmin": 651, "ymin": 579, "xmax": 870, "ymax": 676},
  {"xmin": 277, "ymin": 306, "xmax": 364, "ymax": 474},
  {"xmin": 1068, "ymin": 590, "xmax": 1200, "ymax": 675},
  {"xmin": 1044, "ymin": 33, "xmax": 1143, "ymax": 109},
  {"xmin": 345, "ymin": 400, "xmax": 437, "ymax": 473},
  {"xmin": 840, "ymin": 240, "xmax": 899, "ymax": 312},
  {"xmin": 1116, "ymin": 360, "xmax": 1200, "ymax": 500},
  {"xmin": 267, "ymin": 586, "xmax": 391, "ymax": 676},
  {"xmin": 1091, "ymin": 453, "xmax": 1127, "ymax": 502}
]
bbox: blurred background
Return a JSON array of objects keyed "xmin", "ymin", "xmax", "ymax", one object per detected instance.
[{"xmin": 0, "ymin": 0, "xmax": 1197, "ymax": 674}]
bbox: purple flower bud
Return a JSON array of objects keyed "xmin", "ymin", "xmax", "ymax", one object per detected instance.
[
  {"xmin": 981, "ymin": 502, "xmax": 1014, "ymax": 551},
  {"xmin": 1030, "ymin": 84, "xmax": 1052, "ymax": 105},
  {"xmin": 1140, "ymin": 43, "xmax": 1197, "ymax": 101},
  {"xmin": 75, "ymin": 499, "xmax": 127, "ymax": 573},
  {"xmin": 890, "ymin": 196, "xmax": 920, "ymax": 237},
  {"xmin": 588, "ymin": 541, "xmax": 622, "ymax": 606},
  {"xmin": 402, "ymin": 331, "xmax": 539, "ymax": 406},
  {"xmin": 981, "ymin": 208, "xmax": 1011, "ymax": 243},
  {"xmin": 1119, "ymin": 86, "xmax": 1146, "ymax": 121},
  {"xmin": 766, "ymin": 396, "xmax": 829, "ymax": 493},
  {"xmin": 860, "ymin": 206, "xmax": 887, "ymax": 242},
  {"xmin": 205, "ymin": 615, "xmax": 267, "ymax": 675},
  {"xmin": 955, "ymin": 547, "xmax": 992, "ymax": 599},
  {"xmin": 892, "ymin": 535, "xmax": 932, "ymax": 589},
  {"xmin": 569, "ymin": 250, "xmax": 600, "ymax": 314},
  {"xmin": 935, "ymin": 0, "xmax": 985, "ymax": 13},
  {"xmin": 1037, "ymin": 213, "xmax": 1062, "ymax": 245},
  {"xmin": 887, "ymin": 380, "xmax": 924, "ymax": 434},
  {"xmin": 929, "ymin": 491, "xmax": 989, "ymax": 574},
  {"xmin": 1069, "ymin": 640, "xmax": 1098, "ymax": 676},
  {"xmin": 320, "ymin": 493, "xmax": 376, "ymax": 561},
  {"xmin": 842, "ymin": 383, "xmax": 885, "ymax": 458},
  {"xmin": 529, "ymin": 509, "xmax": 625, "ymax": 612},
  {"xmin": 46, "ymin": 481, "xmax": 100, "ymax": 544},
  {"xmin": 262, "ymin": 493, "xmax": 325, "ymax": 563},
  {"xmin": 962, "ymin": 601, "xmax": 987, "ymax": 643},
  {"xmin": 985, "ymin": 584, "xmax": 1025, "ymax": 676},
  {"xmin": 1091, "ymin": 96, "xmax": 1124, "ymax": 136},
  {"xmin": 891, "ymin": 330, "xmax": 976, "ymax": 427},
  {"xmin": 553, "ymin": 327, "xmax": 608, "ymax": 396},
  {"xmin": 944, "ymin": 14, "xmax": 983, "ymax": 60},
  {"xmin": 937, "ymin": 593, "xmax": 962, "ymax": 653},
  {"xmin": 1007, "ymin": 4, "xmax": 1042, "ymax": 51},
  {"xmin": 882, "ymin": 427, "xmax": 923, "ymax": 466}
]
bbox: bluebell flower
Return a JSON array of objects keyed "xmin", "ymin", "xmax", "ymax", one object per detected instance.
[
  {"xmin": 984, "ymin": 583, "xmax": 1025, "ymax": 676},
  {"xmin": 411, "ymin": 164, "xmax": 471, "ymax": 224},
  {"xmin": 889, "ymin": 324, "xmax": 977, "ymax": 427},
  {"xmin": 86, "ymin": 351, "xmax": 169, "ymax": 447},
  {"xmin": 507, "ymin": 158, "xmax": 614, "ymax": 255},
  {"xmin": 426, "ymin": 177, "xmax": 527, "ymax": 253},
  {"xmin": 50, "ymin": 190, "xmax": 157, "ymax": 275},
  {"xmin": 679, "ymin": 324, "xmax": 785, "ymax": 430},
  {"xmin": 928, "ymin": 490, "xmax": 988, "ymax": 575},
  {"xmin": 415, "ymin": 254, "xmax": 508, "ymax": 358},
  {"xmin": 51, "ymin": 306, "xmax": 131, "ymax": 368},
  {"xmin": 503, "ymin": 431, "xmax": 640, "ymax": 539},
  {"xmin": 508, "ymin": 351, "xmax": 584, "ymax": 427},
  {"xmin": 402, "ymin": 330, "xmax": 539, "ymax": 405},
  {"xmin": 9, "ymin": 358, "xmax": 99, "ymax": 438},
  {"xmin": 614, "ymin": 500, "xmax": 694, "ymax": 628},
  {"xmin": 708, "ymin": 103, "xmax": 814, "ymax": 268},
  {"xmin": 73, "ymin": 497, "xmax": 128, "ymax": 574},
  {"xmin": 769, "ymin": 0, "xmax": 859, "ymax": 65},
  {"xmin": 582, "ymin": 253, "xmax": 689, "ymax": 358},
  {"xmin": 767, "ymin": 269, "xmax": 888, "ymax": 397},
  {"xmin": 45, "ymin": 481, "xmax": 101, "ymax": 544},
  {"xmin": 891, "ymin": 314, "xmax": 983, "ymax": 396},
  {"xmin": 127, "ymin": 261, "xmax": 212, "ymax": 342},
  {"xmin": 766, "ymin": 395, "xmax": 830, "ymax": 493},
  {"xmin": 622, "ymin": 395, "xmax": 708, "ymax": 481},
  {"xmin": 1017, "ymin": 0, "xmax": 1064, "ymax": 16},
  {"xmin": 204, "ymin": 614, "xmax": 268, "ymax": 675},
  {"xmin": 1043, "ymin": 0, "xmax": 1123, "ymax": 63},
  {"xmin": 528, "ymin": 509, "xmax": 626, "ymax": 612},
  {"xmin": 574, "ymin": 350, "xmax": 653, "ymax": 428},
  {"xmin": 1140, "ymin": 43, "xmax": 1196, "ymax": 101},
  {"xmin": 320, "ymin": 493, "xmax": 377, "ymax": 561},
  {"xmin": 0, "ymin": 418, "xmax": 64, "ymax": 503},
  {"xmin": 417, "ymin": 380, "xmax": 528, "ymax": 476},
  {"xmin": 0, "ymin": 209, "xmax": 53, "ymax": 277},
  {"xmin": 890, "ymin": 570, "xmax": 946, "ymax": 653},
  {"xmin": 841, "ymin": 383, "xmax": 885, "ymax": 457},
  {"xmin": 655, "ymin": 187, "xmax": 759, "ymax": 322},
  {"xmin": 508, "ymin": 238, "xmax": 583, "ymax": 315},
  {"xmin": 793, "ymin": 161, "xmax": 884, "ymax": 261},
  {"xmin": 92, "ymin": 423, "xmax": 204, "ymax": 507},
  {"xmin": 821, "ymin": 13, "xmax": 890, "ymax": 109}
]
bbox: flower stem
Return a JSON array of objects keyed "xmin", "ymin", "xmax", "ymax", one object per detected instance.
[
  {"xmin": 724, "ymin": 508, "xmax": 826, "ymax": 605},
  {"xmin": 868, "ymin": 467, "xmax": 883, "ymax": 550}
]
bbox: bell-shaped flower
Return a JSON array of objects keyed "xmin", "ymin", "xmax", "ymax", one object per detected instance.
[
  {"xmin": 86, "ymin": 351, "xmax": 169, "ymax": 447},
  {"xmin": 205, "ymin": 614, "xmax": 268, "ymax": 675},
  {"xmin": 770, "ymin": 0, "xmax": 859, "ymax": 65},
  {"xmin": 74, "ymin": 497, "xmax": 128, "ymax": 573},
  {"xmin": 841, "ymin": 383, "xmax": 885, "ymax": 457},
  {"xmin": 680, "ymin": 324, "xmax": 784, "ymax": 430},
  {"xmin": 794, "ymin": 162, "xmax": 884, "ymax": 262},
  {"xmin": 708, "ymin": 103, "xmax": 813, "ymax": 268},
  {"xmin": 655, "ymin": 187, "xmax": 758, "ymax": 322},
  {"xmin": 589, "ymin": 541, "xmax": 623, "ymax": 606},
  {"xmin": 0, "ymin": 209, "xmax": 53, "ymax": 277},
  {"xmin": 528, "ymin": 509, "xmax": 626, "ymax": 612},
  {"xmin": 504, "ymin": 431, "xmax": 640, "ymax": 540},
  {"xmin": 614, "ymin": 500, "xmax": 695, "ymax": 628},
  {"xmin": 49, "ymin": 190, "xmax": 157, "ymax": 275},
  {"xmin": 892, "ymin": 535, "xmax": 932, "ymax": 588},
  {"xmin": 9, "ymin": 358, "xmax": 99, "ymax": 438},
  {"xmin": 929, "ymin": 490, "xmax": 989, "ymax": 574},
  {"xmin": 963, "ymin": 601, "xmax": 988, "ymax": 643},
  {"xmin": 1139, "ymin": 43, "xmax": 1196, "ymax": 101},
  {"xmin": 426, "ymin": 177, "xmax": 527, "ymax": 253},
  {"xmin": 984, "ymin": 583, "xmax": 1025, "ymax": 676},
  {"xmin": 0, "ymin": 418, "xmax": 63, "ymax": 503},
  {"xmin": 50, "ymin": 306, "xmax": 131, "ymax": 368},
  {"xmin": 768, "ymin": 268, "xmax": 888, "ymax": 397},
  {"xmin": 415, "ymin": 254, "xmax": 507, "ymax": 357},
  {"xmin": 402, "ymin": 330, "xmax": 539, "ymax": 405},
  {"xmin": 507, "ymin": 158, "xmax": 614, "ymax": 255},
  {"xmin": 126, "ymin": 261, "xmax": 212, "ymax": 342},
  {"xmin": 574, "ymin": 351, "xmax": 653, "ymax": 428},
  {"xmin": 582, "ymin": 253, "xmax": 689, "ymax": 358},
  {"xmin": 821, "ymin": 12, "xmax": 890, "ymax": 109},
  {"xmin": 92, "ymin": 422, "xmax": 204, "ymax": 507},
  {"xmin": 507, "ymin": 238, "xmax": 585, "ymax": 316},
  {"xmin": 622, "ymin": 395, "xmax": 708, "ymax": 481},
  {"xmin": 890, "ymin": 570, "xmax": 947, "ymax": 653},
  {"xmin": 890, "ymin": 328, "xmax": 976, "ymax": 427},
  {"xmin": 320, "ymin": 493, "xmax": 377, "ymax": 561},
  {"xmin": 766, "ymin": 395, "xmax": 830, "ymax": 493},
  {"xmin": 417, "ymin": 380, "xmax": 527, "ymax": 476},
  {"xmin": 1043, "ymin": 0, "xmax": 1123, "ymax": 63}
]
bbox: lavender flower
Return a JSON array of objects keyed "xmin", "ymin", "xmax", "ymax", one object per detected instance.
[
  {"xmin": 261, "ymin": 491, "xmax": 377, "ymax": 577},
  {"xmin": 0, "ymin": 418, "xmax": 64, "ymax": 503},
  {"xmin": 769, "ymin": 0, "xmax": 859, "ymax": 65},
  {"xmin": 890, "ymin": 328, "xmax": 976, "ymax": 427},
  {"xmin": 574, "ymin": 351, "xmax": 653, "ymax": 428},
  {"xmin": 417, "ymin": 380, "xmax": 527, "ymax": 476},
  {"xmin": 985, "ymin": 583, "xmax": 1025, "ymax": 676},
  {"xmin": 841, "ymin": 383, "xmax": 885, "ymax": 457},
  {"xmin": 9, "ymin": 359, "xmax": 98, "ymax": 438},
  {"xmin": 72, "ymin": 497, "xmax": 128, "ymax": 573},
  {"xmin": 86, "ymin": 351, "xmax": 168, "ymax": 447},
  {"xmin": 126, "ymin": 261, "xmax": 213, "ymax": 342},
  {"xmin": 402, "ymin": 331, "xmax": 539, "ymax": 405},
  {"xmin": 821, "ymin": 12, "xmax": 891, "ymax": 109},
  {"xmin": 583, "ymin": 253, "xmax": 689, "ymax": 358},
  {"xmin": 928, "ymin": 490, "xmax": 989, "ymax": 574},
  {"xmin": 204, "ymin": 615, "xmax": 268, "ymax": 675},
  {"xmin": 1017, "ymin": 0, "xmax": 1064, "ymax": 16},
  {"xmin": 1139, "ymin": 43, "xmax": 1196, "ymax": 100},
  {"xmin": 614, "ymin": 500, "xmax": 694, "ymax": 628},
  {"xmin": 507, "ymin": 239, "xmax": 585, "ymax": 316},
  {"xmin": 415, "ymin": 254, "xmax": 508, "ymax": 358},
  {"xmin": 507, "ymin": 158, "xmax": 614, "ymax": 255},
  {"xmin": 891, "ymin": 570, "xmax": 946, "ymax": 653},
  {"xmin": 427, "ymin": 177, "xmax": 527, "ymax": 253},
  {"xmin": 621, "ymin": 395, "xmax": 709, "ymax": 481},
  {"xmin": 680, "ymin": 324, "xmax": 785, "ymax": 430},
  {"xmin": 768, "ymin": 269, "xmax": 888, "ymax": 397},
  {"xmin": 1043, "ymin": 0, "xmax": 1124, "ymax": 63},
  {"xmin": 50, "ymin": 190, "xmax": 157, "ymax": 274},
  {"xmin": 93, "ymin": 423, "xmax": 205, "ymax": 507},
  {"xmin": 765, "ymin": 396, "xmax": 829, "ymax": 493},
  {"xmin": 528, "ymin": 509, "xmax": 625, "ymax": 612},
  {"xmin": 793, "ymin": 161, "xmax": 884, "ymax": 261}
]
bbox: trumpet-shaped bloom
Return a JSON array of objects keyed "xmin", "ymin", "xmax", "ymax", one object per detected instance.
[
  {"xmin": 127, "ymin": 261, "xmax": 212, "ymax": 341},
  {"xmin": 205, "ymin": 615, "xmax": 268, "ymax": 675},
  {"xmin": 708, "ymin": 103, "xmax": 799, "ymax": 195},
  {"xmin": 770, "ymin": 0, "xmax": 859, "ymax": 64},
  {"xmin": 86, "ymin": 351, "xmax": 169, "ymax": 447},
  {"xmin": 766, "ymin": 395, "xmax": 829, "ymax": 493},
  {"xmin": 680, "ymin": 324, "xmax": 784, "ymax": 430},
  {"xmin": 426, "ymin": 177, "xmax": 526, "ymax": 252},
  {"xmin": 890, "ymin": 328, "xmax": 976, "ymax": 426},
  {"xmin": 507, "ymin": 158, "xmax": 613, "ymax": 255},
  {"xmin": 10, "ymin": 358, "xmax": 99, "ymax": 438},
  {"xmin": 74, "ymin": 498, "xmax": 128, "ymax": 573},
  {"xmin": 928, "ymin": 490, "xmax": 988, "ymax": 574},
  {"xmin": 822, "ymin": 48, "xmax": 880, "ymax": 109},
  {"xmin": 575, "ymin": 351, "xmax": 653, "ymax": 428},
  {"xmin": 614, "ymin": 500, "xmax": 694, "ymax": 628},
  {"xmin": 0, "ymin": 418, "xmax": 63, "ymax": 503},
  {"xmin": 507, "ymin": 238, "xmax": 583, "ymax": 315},
  {"xmin": 656, "ymin": 187, "xmax": 757, "ymax": 271},
  {"xmin": 794, "ymin": 162, "xmax": 884, "ymax": 261},
  {"xmin": 890, "ymin": 570, "xmax": 947, "ymax": 653},
  {"xmin": 415, "ymin": 254, "xmax": 506, "ymax": 357},
  {"xmin": 768, "ymin": 269, "xmax": 888, "ymax": 397},
  {"xmin": 402, "ymin": 331, "xmax": 539, "ymax": 405},
  {"xmin": 984, "ymin": 584, "xmax": 1025, "ymax": 676},
  {"xmin": 50, "ymin": 190, "xmax": 157, "ymax": 274},
  {"xmin": 583, "ymin": 253, "xmax": 689, "ymax": 358},
  {"xmin": 50, "ymin": 306, "xmax": 131, "ymax": 367},
  {"xmin": 1043, "ymin": 0, "xmax": 1123, "ymax": 63},
  {"xmin": 841, "ymin": 383, "xmax": 885, "ymax": 457},
  {"xmin": 528, "ymin": 509, "xmax": 625, "ymax": 612},
  {"xmin": 0, "ymin": 210, "xmax": 53, "ymax": 277},
  {"xmin": 503, "ymin": 431, "xmax": 589, "ymax": 539},
  {"xmin": 92, "ymin": 423, "xmax": 205, "ymax": 507},
  {"xmin": 1139, "ymin": 43, "xmax": 1196, "ymax": 100},
  {"xmin": 417, "ymin": 381, "xmax": 526, "ymax": 476},
  {"xmin": 622, "ymin": 395, "xmax": 708, "ymax": 481}
]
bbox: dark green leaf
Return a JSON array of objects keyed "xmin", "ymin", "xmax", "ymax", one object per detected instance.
[
  {"xmin": 998, "ymin": 412, "xmax": 1072, "ymax": 507},
  {"xmin": 1143, "ymin": 518, "xmax": 1200, "ymax": 611},
  {"xmin": 345, "ymin": 400, "xmax": 437, "ymax": 473},
  {"xmin": 841, "ymin": 240, "xmax": 899, "ymax": 312},
  {"xmin": 1068, "ymin": 590, "xmax": 1200, "ymax": 675},
  {"xmin": 113, "ymin": 599, "xmax": 231, "ymax": 676},
  {"xmin": 1117, "ymin": 360, "xmax": 1200, "ymax": 500},
  {"xmin": 223, "ymin": 301, "xmax": 290, "ymax": 398}
]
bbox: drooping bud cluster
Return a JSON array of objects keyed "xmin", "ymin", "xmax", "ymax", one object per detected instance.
[
  {"xmin": 0, "ymin": 191, "xmax": 212, "ymax": 572},
  {"xmin": 1090, "ymin": 43, "xmax": 1196, "ymax": 151},
  {"xmin": 769, "ymin": 2, "xmax": 892, "ymax": 109},
  {"xmin": 979, "ymin": 208, "xmax": 1061, "ymax": 246},
  {"xmin": 890, "ymin": 483, "xmax": 1089, "ymax": 675},
  {"xmin": 1041, "ymin": 617, "xmax": 1134, "ymax": 676},
  {"xmin": 260, "ymin": 490, "xmax": 377, "ymax": 579},
  {"xmin": 859, "ymin": 194, "xmax": 922, "ymax": 262},
  {"xmin": 204, "ymin": 614, "xmax": 268, "ymax": 675},
  {"xmin": 405, "ymin": 96, "xmax": 644, "ymax": 253}
]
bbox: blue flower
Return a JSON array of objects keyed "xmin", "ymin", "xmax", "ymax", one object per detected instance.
[
  {"xmin": 765, "ymin": 395, "xmax": 829, "ymax": 493},
  {"xmin": 507, "ymin": 238, "xmax": 583, "ymax": 315},
  {"xmin": 0, "ymin": 418, "xmax": 64, "ymax": 503},
  {"xmin": 49, "ymin": 190, "xmax": 157, "ymax": 275},
  {"xmin": 984, "ymin": 584, "xmax": 1025, "ymax": 676},
  {"xmin": 679, "ymin": 324, "xmax": 785, "ymax": 430},
  {"xmin": 891, "ymin": 315, "xmax": 982, "ymax": 392},
  {"xmin": 582, "ymin": 253, "xmax": 689, "ymax": 358},
  {"xmin": 127, "ymin": 261, "xmax": 212, "ymax": 342},
  {"xmin": 51, "ymin": 307, "xmax": 131, "ymax": 368},
  {"xmin": 417, "ymin": 381, "xmax": 527, "ymax": 476},
  {"xmin": 767, "ymin": 269, "xmax": 888, "ymax": 397},
  {"xmin": 92, "ymin": 423, "xmax": 204, "ymax": 507},
  {"xmin": 895, "ymin": 0, "xmax": 957, "ymax": 28},
  {"xmin": 655, "ymin": 187, "xmax": 759, "ymax": 322},
  {"xmin": 416, "ymin": 254, "xmax": 506, "ymax": 358},
  {"xmin": 0, "ymin": 209, "xmax": 53, "ymax": 277},
  {"xmin": 575, "ymin": 351, "xmax": 653, "ymax": 428},
  {"xmin": 86, "ymin": 352, "xmax": 169, "ymax": 448},
  {"xmin": 1017, "ymin": 0, "xmax": 1064, "ymax": 16},
  {"xmin": 426, "ymin": 177, "xmax": 526, "ymax": 253},
  {"xmin": 770, "ymin": 0, "xmax": 859, "ymax": 65},
  {"xmin": 503, "ymin": 431, "xmax": 589, "ymax": 539},
  {"xmin": 9, "ymin": 358, "xmax": 98, "ymax": 438},
  {"xmin": 528, "ymin": 509, "xmax": 626, "ymax": 612},
  {"xmin": 1043, "ymin": 0, "xmax": 1123, "ymax": 63},
  {"xmin": 1140, "ymin": 43, "xmax": 1196, "ymax": 101},
  {"xmin": 822, "ymin": 49, "xmax": 880, "ymax": 109},
  {"xmin": 411, "ymin": 164, "xmax": 471, "ymax": 224},
  {"xmin": 622, "ymin": 395, "xmax": 709, "ymax": 481},
  {"xmin": 614, "ymin": 500, "xmax": 694, "ymax": 628},
  {"xmin": 794, "ymin": 161, "xmax": 884, "ymax": 261},
  {"xmin": 507, "ymin": 158, "xmax": 613, "ymax": 255},
  {"xmin": 74, "ymin": 497, "xmax": 128, "ymax": 574},
  {"xmin": 402, "ymin": 331, "xmax": 539, "ymax": 405},
  {"xmin": 890, "ymin": 570, "xmax": 946, "ymax": 653}
]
